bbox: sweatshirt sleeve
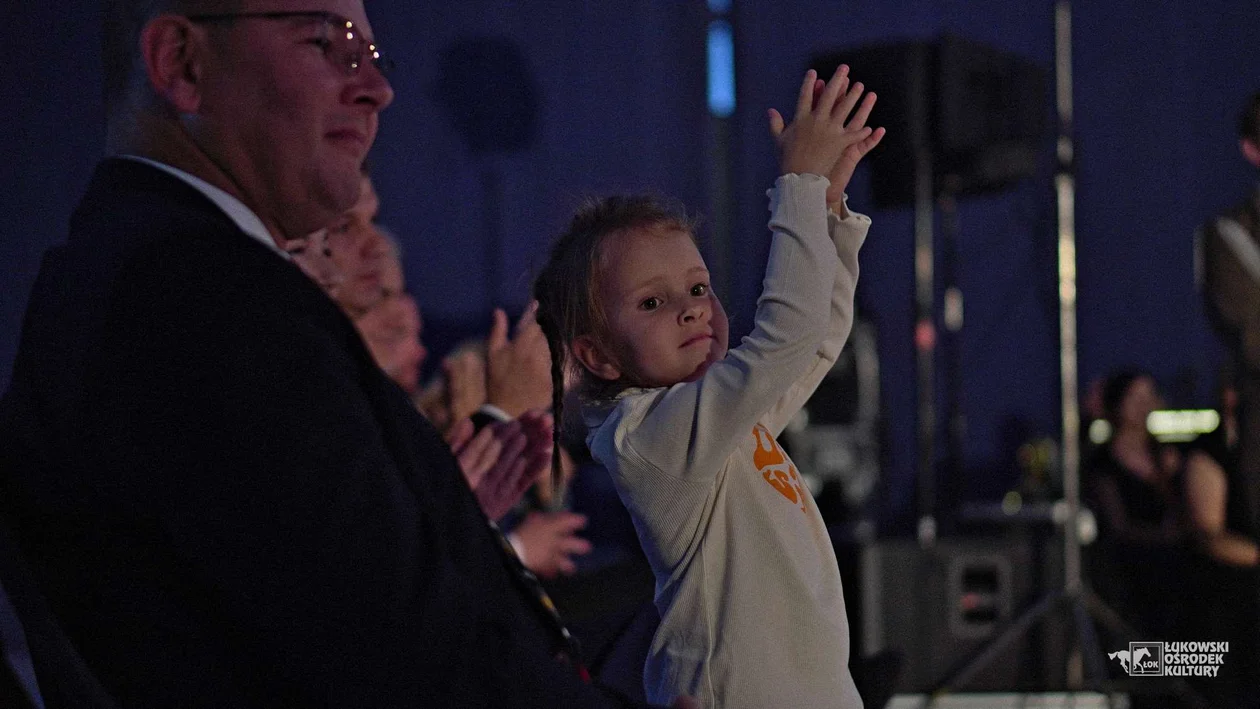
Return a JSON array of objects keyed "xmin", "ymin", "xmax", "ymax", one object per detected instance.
[
  {"xmin": 759, "ymin": 198, "xmax": 869, "ymax": 436},
  {"xmin": 617, "ymin": 173, "xmax": 840, "ymax": 481}
]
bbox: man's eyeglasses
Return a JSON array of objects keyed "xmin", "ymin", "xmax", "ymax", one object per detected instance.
[{"xmin": 185, "ymin": 11, "xmax": 394, "ymax": 76}]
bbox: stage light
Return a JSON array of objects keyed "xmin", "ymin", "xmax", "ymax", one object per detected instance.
[
  {"xmin": 706, "ymin": 21, "xmax": 735, "ymax": 118},
  {"xmin": 1146, "ymin": 409, "xmax": 1220, "ymax": 443},
  {"xmin": 1001, "ymin": 491, "xmax": 1022, "ymax": 516},
  {"xmin": 1087, "ymin": 418, "xmax": 1110, "ymax": 444}
]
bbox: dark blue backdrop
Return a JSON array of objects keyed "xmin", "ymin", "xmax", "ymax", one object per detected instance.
[{"xmin": 3, "ymin": 1, "xmax": 1258, "ymax": 530}]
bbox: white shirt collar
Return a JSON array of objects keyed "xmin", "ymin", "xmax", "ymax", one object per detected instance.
[{"xmin": 120, "ymin": 155, "xmax": 290, "ymax": 260}]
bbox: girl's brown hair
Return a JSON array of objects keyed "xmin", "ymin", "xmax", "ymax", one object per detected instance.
[{"xmin": 532, "ymin": 194, "xmax": 695, "ymax": 497}]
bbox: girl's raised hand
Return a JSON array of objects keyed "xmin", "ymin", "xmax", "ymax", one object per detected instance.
[
  {"xmin": 824, "ymin": 79, "xmax": 885, "ymax": 207},
  {"xmin": 768, "ymin": 65, "xmax": 885, "ymax": 201}
]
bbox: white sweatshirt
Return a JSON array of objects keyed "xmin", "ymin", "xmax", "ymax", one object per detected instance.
[{"xmin": 583, "ymin": 174, "xmax": 868, "ymax": 708}]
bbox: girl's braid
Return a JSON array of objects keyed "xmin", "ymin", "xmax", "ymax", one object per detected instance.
[{"xmin": 537, "ymin": 308, "xmax": 567, "ymax": 509}]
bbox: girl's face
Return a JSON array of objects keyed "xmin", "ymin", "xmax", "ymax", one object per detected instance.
[{"xmin": 577, "ymin": 225, "xmax": 729, "ymax": 388}]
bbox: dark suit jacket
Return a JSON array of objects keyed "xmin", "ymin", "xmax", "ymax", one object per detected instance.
[
  {"xmin": 0, "ymin": 515, "xmax": 117, "ymax": 708},
  {"xmin": 1201, "ymin": 186, "xmax": 1260, "ymax": 538},
  {"xmin": 0, "ymin": 159, "xmax": 644, "ymax": 708}
]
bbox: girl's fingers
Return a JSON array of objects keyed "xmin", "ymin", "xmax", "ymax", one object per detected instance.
[
  {"xmin": 846, "ymin": 91, "xmax": 878, "ymax": 130},
  {"xmin": 768, "ymin": 109, "xmax": 786, "ymax": 138},
  {"xmin": 833, "ymin": 81, "xmax": 865, "ymax": 123},
  {"xmin": 818, "ymin": 76, "xmax": 846, "ymax": 111},
  {"xmin": 816, "ymin": 64, "xmax": 850, "ymax": 115},
  {"xmin": 794, "ymin": 69, "xmax": 818, "ymax": 118},
  {"xmin": 811, "ymin": 78, "xmax": 825, "ymax": 109},
  {"xmin": 860, "ymin": 126, "xmax": 887, "ymax": 153}
]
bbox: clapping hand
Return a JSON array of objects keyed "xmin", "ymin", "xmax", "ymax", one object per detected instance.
[
  {"xmin": 768, "ymin": 65, "xmax": 885, "ymax": 211},
  {"xmin": 512, "ymin": 510, "xmax": 593, "ymax": 578},
  {"xmin": 442, "ymin": 349, "xmax": 487, "ymax": 425},
  {"xmin": 448, "ymin": 417, "xmax": 500, "ymax": 488},
  {"xmin": 485, "ymin": 302, "xmax": 553, "ymax": 418},
  {"xmin": 449, "ymin": 410, "xmax": 554, "ymax": 520}
]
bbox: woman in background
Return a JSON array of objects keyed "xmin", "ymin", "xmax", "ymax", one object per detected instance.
[{"xmin": 1084, "ymin": 370, "xmax": 1189, "ymax": 641}]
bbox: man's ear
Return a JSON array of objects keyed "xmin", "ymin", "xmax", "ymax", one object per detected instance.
[
  {"xmin": 1241, "ymin": 138, "xmax": 1260, "ymax": 169},
  {"xmin": 571, "ymin": 335, "xmax": 621, "ymax": 382},
  {"xmin": 139, "ymin": 15, "xmax": 207, "ymax": 114}
]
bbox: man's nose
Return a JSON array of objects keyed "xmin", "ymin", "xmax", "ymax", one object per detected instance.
[{"xmin": 352, "ymin": 59, "xmax": 395, "ymax": 111}]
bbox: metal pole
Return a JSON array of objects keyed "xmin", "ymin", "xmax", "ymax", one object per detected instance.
[
  {"xmin": 1054, "ymin": 0, "xmax": 1080, "ymax": 597},
  {"xmin": 912, "ymin": 43, "xmax": 937, "ymax": 546},
  {"xmin": 1052, "ymin": 0, "xmax": 1086, "ymax": 688}
]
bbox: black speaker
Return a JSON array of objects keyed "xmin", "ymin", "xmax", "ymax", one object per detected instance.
[
  {"xmin": 432, "ymin": 37, "xmax": 541, "ymax": 154},
  {"xmin": 855, "ymin": 536, "xmax": 1066, "ymax": 692},
  {"xmin": 812, "ymin": 36, "xmax": 1048, "ymax": 207},
  {"xmin": 781, "ymin": 320, "xmax": 880, "ymax": 520}
]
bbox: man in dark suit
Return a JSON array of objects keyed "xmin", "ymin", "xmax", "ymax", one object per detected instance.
[
  {"xmin": 1201, "ymin": 91, "xmax": 1260, "ymax": 535},
  {"xmin": 1198, "ymin": 90, "xmax": 1260, "ymax": 706},
  {"xmin": 0, "ymin": 1, "xmax": 677, "ymax": 706}
]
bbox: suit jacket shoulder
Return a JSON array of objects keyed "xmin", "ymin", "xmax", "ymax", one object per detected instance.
[{"xmin": 0, "ymin": 159, "xmax": 641, "ymax": 708}]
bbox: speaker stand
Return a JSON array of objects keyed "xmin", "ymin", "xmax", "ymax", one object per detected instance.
[
  {"xmin": 928, "ymin": 549, "xmax": 1207, "ymax": 708},
  {"xmin": 930, "ymin": 4, "xmax": 1205, "ymax": 706}
]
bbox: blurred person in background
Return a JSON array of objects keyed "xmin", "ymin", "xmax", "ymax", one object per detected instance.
[
  {"xmin": 1181, "ymin": 370, "xmax": 1260, "ymax": 709},
  {"xmin": 1083, "ymin": 370, "xmax": 1190, "ymax": 640},
  {"xmin": 296, "ymin": 188, "xmax": 592, "ymax": 580},
  {"xmin": 325, "ymin": 168, "xmax": 391, "ymax": 318}
]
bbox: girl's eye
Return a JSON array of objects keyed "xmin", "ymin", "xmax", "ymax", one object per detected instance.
[
  {"xmin": 640, "ymin": 297, "xmax": 660, "ymax": 311},
  {"xmin": 330, "ymin": 221, "xmax": 351, "ymax": 235},
  {"xmin": 691, "ymin": 283, "xmax": 709, "ymax": 297}
]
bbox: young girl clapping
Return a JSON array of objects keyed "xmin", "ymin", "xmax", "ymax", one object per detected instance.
[{"xmin": 534, "ymin": 66, "xmax": 884, "ymax": 707}]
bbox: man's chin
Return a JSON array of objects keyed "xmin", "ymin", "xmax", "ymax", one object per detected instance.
[
  {"xmin": 315, "ymin": 156, "xmax": 365, "ymax": 205},
  {"xmin": 332, "ymin": 172, "xmax": 365, "ymax": 211},
  {"xmin": 300, "ymin": 176, "xmax": 360, "ymax": 232}
]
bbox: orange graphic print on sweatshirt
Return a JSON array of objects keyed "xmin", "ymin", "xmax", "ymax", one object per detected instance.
[{"xmin": 753, "ymin": 424, "xmax": 807, "ymax": 513}]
